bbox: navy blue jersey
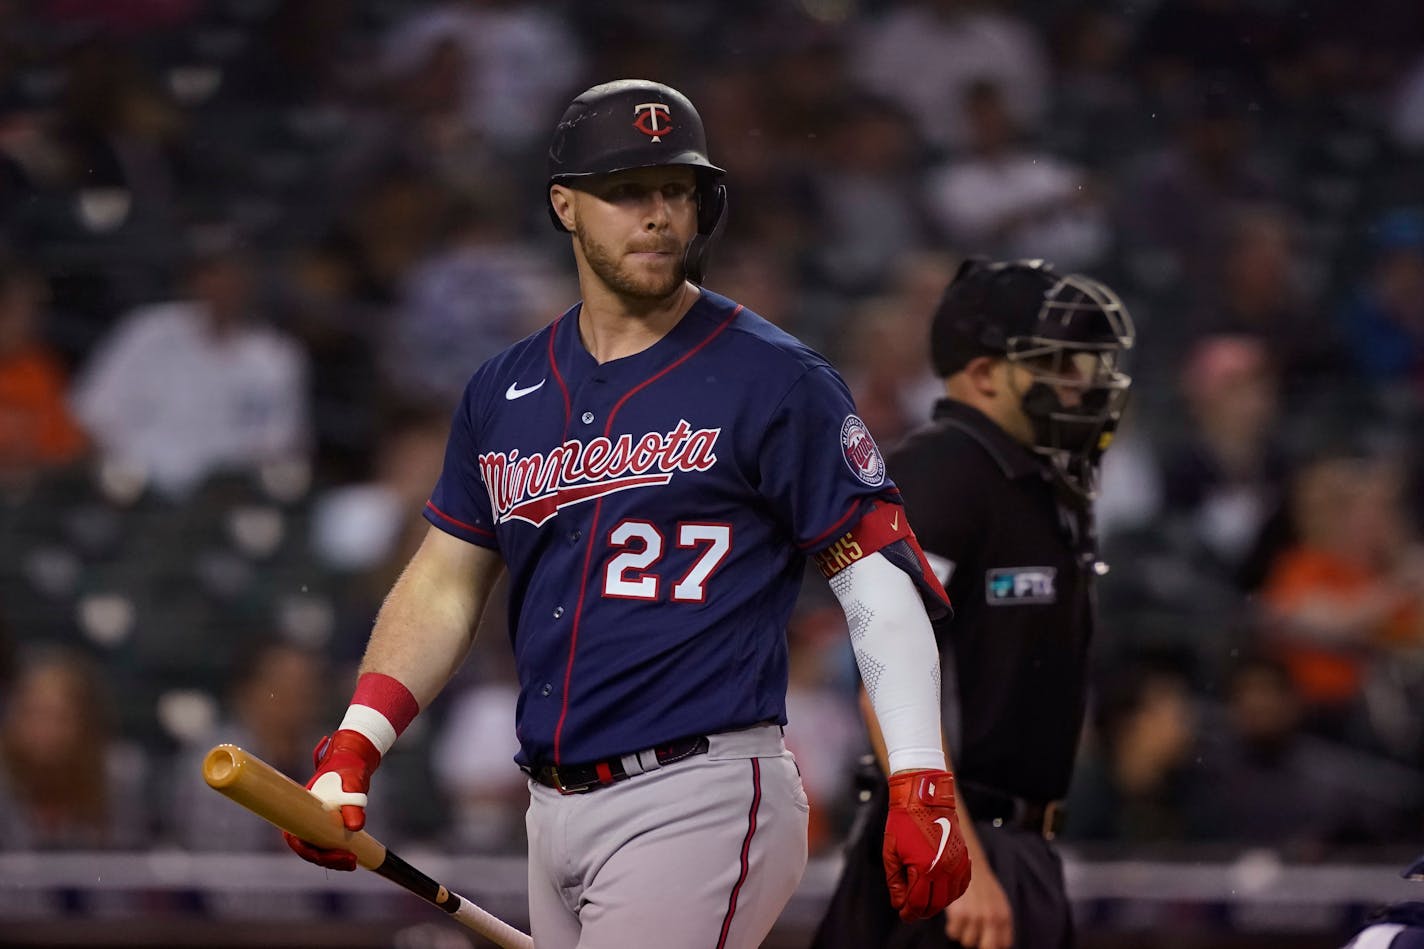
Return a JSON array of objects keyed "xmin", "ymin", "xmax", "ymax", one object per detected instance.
[{"xmin": 425, "ymin": 290, "xmax": 899, "ymax": 767}]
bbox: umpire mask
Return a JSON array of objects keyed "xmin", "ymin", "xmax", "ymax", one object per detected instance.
[
  {"xmin": 1010, "ymin": 271, "xmax": 1134, "ymax": 496},
  {"xmin": 932, "ymin": 259, "xmax": 1136, "ymax": 497}
]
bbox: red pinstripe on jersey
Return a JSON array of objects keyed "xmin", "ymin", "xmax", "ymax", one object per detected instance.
[
  {"xmin": 799, "ymin": 499, "xmax": 863, "ymax": 552},
  {"xmin": 548, "ymin": 315, "xmax": 572, "ymax": 433},
  {"xmin": 424, "ymin": 500, "xmax": 495, "ymax": 537}
]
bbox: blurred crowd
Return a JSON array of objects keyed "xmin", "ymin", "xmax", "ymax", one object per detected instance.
[{"xmin": 2, "ymin": 0, "xmax": 1424, "ymax": 867}]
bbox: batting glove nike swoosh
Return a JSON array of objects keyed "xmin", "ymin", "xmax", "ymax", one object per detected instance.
[
  {"xmin": 283, "ymin": 730, "xmax": 381, "ymax": 872},
  {"xmin": 883, "ymin": 768, "xmax": 972, "ymax": 921}
]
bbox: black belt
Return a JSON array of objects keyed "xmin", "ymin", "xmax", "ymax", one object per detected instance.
[
  {"xmin": 959, "ymin": 782, "xmax": 1066, "ymax": 840},
  {"xmin": 526, "ymin": 735, "xmax": 711, "ymax": 795}
]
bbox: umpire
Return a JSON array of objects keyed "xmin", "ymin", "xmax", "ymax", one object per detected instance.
[{"xmin": 812, "ymin": 258, "xmax": 1135, "ymax": 949}]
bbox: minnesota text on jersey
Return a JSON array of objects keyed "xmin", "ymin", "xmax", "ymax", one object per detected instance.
[{"xmin": 479, "ymin": 419, "xmax": 721, "ymax": 527}]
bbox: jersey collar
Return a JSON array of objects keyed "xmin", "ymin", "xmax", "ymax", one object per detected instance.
[
  {"xmin": 931, "ymin": 399, "xmax": 1045, "ymax": 480},
  {"xmin": 560, "ymin": 290, "xmax": 725, "ymax": 378}
]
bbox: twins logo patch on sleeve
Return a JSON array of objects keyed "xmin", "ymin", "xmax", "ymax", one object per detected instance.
[
  {"xmin": 840, "ymin": 414, "xmax": 885, "ymax": 487},
  {"xmin": 985, "ymin": 567, "xmax": 1057, "ymax": 605}
]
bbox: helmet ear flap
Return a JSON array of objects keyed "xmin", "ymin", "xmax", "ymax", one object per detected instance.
[
  {"xmin": 698, "ymin": 182, "xmax": 727, "ymax": 237},
  {"xmin": 685, "ymin": 184, "xmax": 728, "ymax": 285}
]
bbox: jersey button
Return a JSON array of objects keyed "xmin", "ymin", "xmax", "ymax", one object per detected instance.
[
  {"xmin": 581, "ymin": 411, "xmax": 595, "ymax": 424},
  {"xmin": 569, "ymin": 529, "xmax": 581, "ymax": 542},
  {"xmin": 540, "ymin": 683, "xmax": 553, "ymax": 697},
  {"xmin": 552, "ymin": 606, "xmax": 564, "ymax": 619}
]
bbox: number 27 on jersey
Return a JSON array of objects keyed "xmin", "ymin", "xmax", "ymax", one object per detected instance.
[{"xmin": 602, "ymin": 520, "xmax": 732, "ymax": 603}]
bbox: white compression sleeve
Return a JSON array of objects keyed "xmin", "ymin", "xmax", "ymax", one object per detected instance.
[{"xmin": 828, "ymin": 551, "xmax": 947, "ymax": 774}]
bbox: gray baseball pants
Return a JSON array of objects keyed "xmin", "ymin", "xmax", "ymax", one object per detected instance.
[{"xmin": 526, "ymin": 723, "xmax": 809, "ymax": 948}]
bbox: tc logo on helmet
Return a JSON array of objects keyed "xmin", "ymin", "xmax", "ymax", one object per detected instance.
[{"xmin": 633, "ymin": 102, "xmax": 672, "ymax": 142}]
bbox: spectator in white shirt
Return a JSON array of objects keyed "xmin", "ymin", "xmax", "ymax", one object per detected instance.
[
  {"xmin": 851, "ymin": 0, "xmax": 1048, "ymax": 153},
  {"xmin": 71, "ymin": 240, "xmax": 310, "ymax": 496},
  {"xmin": 380, "ymin": 0, "xmax": 585, "ymax": 154},
  {"xmin": 925, "ymin": 79, "xmax": 1109, "ymax": 271}
]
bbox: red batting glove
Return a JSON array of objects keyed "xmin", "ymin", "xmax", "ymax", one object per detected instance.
[
  {"xmin": 883, "ymin": 769, "xmax": 972, "ymax": 921},
  {"xmin": 282, "ymin": 730, "xmax": 381, "ymax": 872}
]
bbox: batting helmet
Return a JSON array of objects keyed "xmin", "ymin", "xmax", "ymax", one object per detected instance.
[
  {"xmin": 931, "ymin": 258, "xmax": 1135, "ymax": 496},
  {"xmin": 546, "ymin": 79, "xmax": 728, "ymax": 284}
]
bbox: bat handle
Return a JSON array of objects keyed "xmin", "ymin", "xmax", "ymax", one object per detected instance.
[
  {"xmin": 451, "ymin": 898, "xmax": 535, "ymax": 948},
  {"xmin": 373, "ymin": 847, "xmax": 534, "ymax": 948}
]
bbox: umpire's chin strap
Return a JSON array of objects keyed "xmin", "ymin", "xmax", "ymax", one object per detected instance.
[{"xmin": 683, "ymin": 190, "xmax": 728, "ymax": 286}]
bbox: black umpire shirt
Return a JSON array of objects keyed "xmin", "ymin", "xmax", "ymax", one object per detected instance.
[{"xmin": 890, "ymin": 399, "xmax": 1097, "ymax": 805}]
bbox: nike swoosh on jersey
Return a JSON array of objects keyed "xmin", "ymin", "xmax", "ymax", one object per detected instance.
[
  {"xmin": 928, "ymin": 817, "xmax": 952, "ymax": 871},
  {"xmin": 891, "ymin": 511, "xmax": 900, "ymax": 531},
  {"xmin": 505, "ymin": 379, "xmax": 546, "ymax": 400}
]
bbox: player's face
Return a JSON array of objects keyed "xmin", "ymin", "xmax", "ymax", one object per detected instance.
[{"xmin": 572, "ymin": 166, "xmax": 698, "ymax": 301}]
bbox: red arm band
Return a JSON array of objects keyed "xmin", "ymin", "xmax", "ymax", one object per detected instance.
[{"xmin": 812, "ymin": 500, "xmax": 952, "ymax": 621}]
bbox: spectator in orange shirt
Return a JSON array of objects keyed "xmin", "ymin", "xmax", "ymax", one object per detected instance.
[
  {"xmin": 0, "ymin": 262, "xmax": 86, "ymax": 480},
  {"xmin": 1261, "ymin": 453, "xmax": 1424, "ymax": 736}
]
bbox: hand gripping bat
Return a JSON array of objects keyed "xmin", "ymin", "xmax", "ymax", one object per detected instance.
[{"xmin": 203, "ymin": 744, "xmax": 533, "ymax": 948}]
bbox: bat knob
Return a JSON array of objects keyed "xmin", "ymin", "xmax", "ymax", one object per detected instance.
[{"xmin": 203, "ymin": 744, "xmax": 244, "ymax": 788}]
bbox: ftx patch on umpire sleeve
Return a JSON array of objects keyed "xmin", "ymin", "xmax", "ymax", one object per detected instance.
[{"xmin": 985, "ymin": 567, "xmax": 1058, "ymax": 604}]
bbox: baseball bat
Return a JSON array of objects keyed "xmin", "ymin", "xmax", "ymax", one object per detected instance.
[{"xmin": 202, "ymin": 744, "xmax": 533, "ymax": 949}]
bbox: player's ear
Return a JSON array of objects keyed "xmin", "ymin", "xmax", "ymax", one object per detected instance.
[{"xmin": 549, "ymin": 184, "xmax": 578, "ymax": 233}]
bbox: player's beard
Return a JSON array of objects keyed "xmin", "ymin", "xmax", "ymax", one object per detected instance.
[{"xmin": 576, "ymin": 222, "xmax": 686, "ymax": 302}]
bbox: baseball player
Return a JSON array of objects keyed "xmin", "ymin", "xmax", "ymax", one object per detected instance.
[
  {"xmin": 813, "ymin": 258, "xmax": 1135, "ymax": 949},
  {"xmin": 283, "ymin": 79, "xmax": 971, "ymax": 948}
]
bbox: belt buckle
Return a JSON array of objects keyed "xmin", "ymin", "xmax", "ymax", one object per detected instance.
[
  {"xmin": 1042, "ymin": 800, "xmax": 1065, "ymax": 840},
  {"xmin": 547, "ymin": 766, "xmax": 589, "ymax": 795}
]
